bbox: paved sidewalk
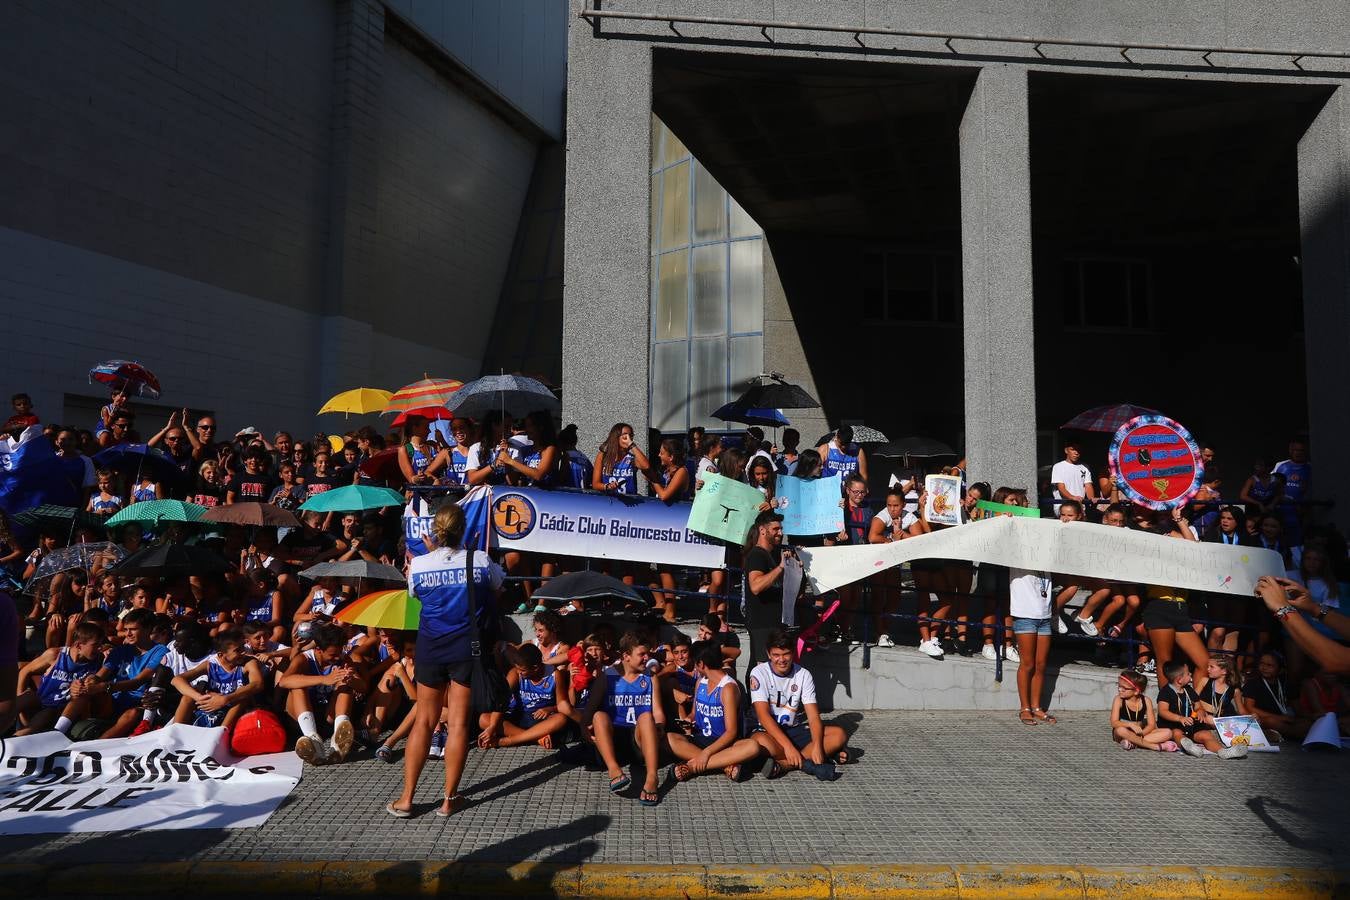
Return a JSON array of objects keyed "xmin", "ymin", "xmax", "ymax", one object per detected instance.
[{"xmin": 2, "ymin": 711, "xmax": 1346, "ymax": 870}]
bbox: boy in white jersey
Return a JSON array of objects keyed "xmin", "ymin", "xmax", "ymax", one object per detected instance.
[{"xmin": 749, "ymin": 629, "xmax": 850, "ymax": 780}]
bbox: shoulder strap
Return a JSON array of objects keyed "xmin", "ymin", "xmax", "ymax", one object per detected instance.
[{"xmin": 464, "ymin": 543, "xmax": 482, "ymax": 658}]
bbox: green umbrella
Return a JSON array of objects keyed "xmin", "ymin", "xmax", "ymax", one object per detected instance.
[
  {"xmin": 297, "ymin": 484, "xmax": 405, "ymax": 513},
  {"xmin": 12, "ymin": 504, "xmax": 106, "ymax": 535},
  {"xmin": 106, "ymin": 499, "xmax": 208, "ymax": 528}
]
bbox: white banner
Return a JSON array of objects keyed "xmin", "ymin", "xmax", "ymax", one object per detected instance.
[
  {"xmin": 800, "ymin": 516, "xmax": 1284, "ymax": 597},
  {"xmin": 0, "ymin": 723, "xmax": 301, "ymax": 834}
]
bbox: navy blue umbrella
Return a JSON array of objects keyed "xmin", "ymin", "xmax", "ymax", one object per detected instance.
[
  {"xmin": 93, "ymin": 443, "xmax": 183, "ymax": 483},
  {"xmin": 711, "ymin": 401, "xmax": 790, "ymax": 428}
]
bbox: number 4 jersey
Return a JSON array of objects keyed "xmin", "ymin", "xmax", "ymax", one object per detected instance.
[{"xmin": 749, "ymin": 661, "xmax": 817, "ymax": 728}]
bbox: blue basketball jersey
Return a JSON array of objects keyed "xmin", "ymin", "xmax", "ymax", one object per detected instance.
[
  {"xmin": 407, "ymin": 442, "xmax": 433, "ymax": 476},
  {"xmin": 517, "ymin": 672, "xmax": 557, "ymax": 715},
  {"xmin": 602, "ymin": 666, "xmax": 652, "ymax": 726},
  {"xmin": 519, "ymin": 444, "xmax": 553, "ymax": 487},
  {"xmin": 603, "ymin": 455, "xmax": 637, "ymax": 495},
  {"xmin": 441, "ymin": 448, "xmax": 470, "ymax": 485},
  {"xmin": 563, "ymin": 449, "xmax": 594, "ymax": 489},
  {"xmin": 38, "ymin": 647, "xmax": 101, "ymax": 708},
  {"xmin": 303, "ymin": 648, "xmax": 337, "ymax": 704},
  {"xmin": 91, "ymin": 494, "xmax": 123, "ymax": 515},
  {"xmin": 132, "ymin": 484, "xmax": 157, "ymax": 503},
  {"xmin": 194, "ymin": 654, "xmax": 249, "ymax": 727},
  {"xmin": 822, "ymin": 441, "xmax": 860, "ymax": 478},
  {"xmin": 693, "ymin": 676, "xmax": 731, "ymax": 740},
  {"xmin": 246, "ymin": 592, "xmax": 276, "ymax": 623}
]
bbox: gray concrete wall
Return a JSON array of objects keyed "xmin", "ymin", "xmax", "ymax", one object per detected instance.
[{"xmin": 0, "ymin": 0, "xmax": 549, "ymax": 433}]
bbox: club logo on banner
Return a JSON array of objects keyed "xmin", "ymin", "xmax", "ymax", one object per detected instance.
[
  {"xmin": 492, "ymin": 492, "xmax": 537, "ymax": 539},
  {"xmin": 1108, "ymin": 414, "xmax": 1203, "ymax": 510}
]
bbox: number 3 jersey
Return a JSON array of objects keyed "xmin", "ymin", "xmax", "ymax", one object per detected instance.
[{"xmin": 749, "ymin": 661, "xmax": 817, "ymax": 728}]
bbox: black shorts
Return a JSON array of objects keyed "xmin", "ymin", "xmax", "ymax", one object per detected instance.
[
  {"xmin": 1141, "ymin": 598, "xmax": 1192, "ymax": 632},
  {"xmin": 415, "ymin": 658, "xmax": 473, "ymax": 688},
  {"xmin": 759, "ymin": 721, "xmax": 812, "ymax": 750}
]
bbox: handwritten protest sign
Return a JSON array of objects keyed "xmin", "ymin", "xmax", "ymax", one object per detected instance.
[
  {"xmin": 778, "ymin": 474, "xmax": 843, "ymax": 536},
  {"xmin": 924, "ymin": 474, "xmax": 962, "ymax": 526},
  {"xmin": 800, "ymin": 515, "xmax": 1284, "ymax": 597},
  {"xmin": 687, "ymin": 473, "xmax": 764, "ymax": 545}
]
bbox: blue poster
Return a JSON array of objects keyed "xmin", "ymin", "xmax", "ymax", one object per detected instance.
[{"xmin": 777, "ymin": 474, "xmax": 843, "ymax": 536}]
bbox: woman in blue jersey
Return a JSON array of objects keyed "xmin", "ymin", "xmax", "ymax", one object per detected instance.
[
  {"xmin": 815, "ymin": 425, "xmax": 869, "ymax": 483},
  {"xmin": 388, "ymin": 504, "xmax": 503, "ymax": 819},
  {"xmin": 426, "ymin": 418, "xmax": 475, "ymax": 486},
  {"xmin": 465, "ymin": 411, "xmax": 516, "ymax": 487},
  {"xmin": 498, "ymin": 411, "xmax": 561, "ymax": 487},
  {"xmin": 592, "ymin": 423, "xmax": 650, "ymax": 495},
  {"xmin": 397, "ymin": 415, "xmax": 438, "ymax": 486},
  {"xmin": 644, "ymin": 438, "xmax": 692, "ymax": 623}
]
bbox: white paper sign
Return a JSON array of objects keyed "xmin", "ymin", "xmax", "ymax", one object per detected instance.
[
  {"xmin": 800, "ymin": 515, "xmax": 1285, "ymax": 597},
  {"xmin": 923, "ymin": 474, "xmax": 962, "ymax": 526},
  {"xmin": 1213, "ymin": 715, "xmax": 1279, "ymax": 752},
  {"xmin": 0, "ymin": 723, "xmax": 301, "ymax": 834}
]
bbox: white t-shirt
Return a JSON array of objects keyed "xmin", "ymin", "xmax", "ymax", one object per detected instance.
[
  {"xmin": 162, "ymin": 640, "xmax": 210, "ymax": 688},
  {"xmin": 749, "ymin": 661, "xmax": 817, "ymax": 728},
  {"xmin": 696, "ymin": 456, "xmax": 719, "ymax": 482},
  {"xmin": 1008, "ymin": 568, "xmax": 1053, "ymax": 619},
  {"xmin": 1051, "ymin": 460, "xmax": 1091, "ymax": 507},
  {"xmin": 465, "ymin": 441, "xmax": 520, "ymax": 471},
  {"xmin": 873, "ymin": 507, "xmax": 918, "ymax": 535}
]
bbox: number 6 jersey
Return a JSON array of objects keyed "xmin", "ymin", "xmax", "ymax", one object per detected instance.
[{"xmin": 749, "ymin": 661, "xmax": 817, "ymax": 728}]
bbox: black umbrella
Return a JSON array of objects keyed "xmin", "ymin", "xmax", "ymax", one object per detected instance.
[
  {"xmin": 813, "ymin": 426, "xmax": 889, "ymax": 446},
  {"xmin": 531, "ymin": 571, "xmax": 643, "ymax": 606},
  {"xmin": 92, "ymin": 443, "xmax": 184, "ymax": 484},
  {"xmin": 110, "ymin": 542, "xmax": 232, "ymax": 577},
  {"xmin": 733, "ymin": 375, "xmax": 818, "ymax": 410},
  {"xmin": 870, "ymin": 437, "xmax": 957, "ymax": 461}
]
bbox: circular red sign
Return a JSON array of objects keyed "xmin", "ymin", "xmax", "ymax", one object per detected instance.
[{"xmin": 1108, "ymin": 415, "xmax": 1202, "ymax": 510}]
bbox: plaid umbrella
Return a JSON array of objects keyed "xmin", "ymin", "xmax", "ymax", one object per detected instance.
[
  {"xmin": 814, "ymin": 426, "xmax": 888, "ymax": 446},
  {"xmin": 1062, "ymin": 403, "xmax": 1161, "ymax": 433},
  {"xmin": 89, "ymin": 360, "xmax": 161, "ymax": 399},
  {"xmin": 12, "ymin": 504, "xmax": 106, "ymax": 536},
  {"xmin": 383, "ymin": 378, "xmax": 464, "ymax": 415}
]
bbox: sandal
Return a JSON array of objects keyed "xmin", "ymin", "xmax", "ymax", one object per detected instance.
[
  {"xmin": 608, "ymin": 774, "xmax": 631, "ymax": 794},
  {"xmin": 724, "ymin": 764, "xmax": 742, "ymax": 782},
  {"xmin": 672, "ymin": 764, "xmax": 692, "ymax": 783},
  {"xmin": 1032, "ymin": 708, "xmax": 1057, "ymax": 724},
  {"xmin": 638, "ymin": 788, "xmax": 660, "ymax": 807},
  {"xmin": 1019, "ymin": 708, "xmax": 1037, "ymax": 725},
  {"xmin": 767, "ymin": 762, "xmax": 788, "ymax": 780},
  {"xmin": 385, "ymin": 801, "xmax": 412, "ymax": 819},
  {"xmin": 833, "ymin": 747, "xmax": 854, "ymax": 765},
  {"xmin": 434, "ymin": 794, "xmax": 464, "ymax": 817}
]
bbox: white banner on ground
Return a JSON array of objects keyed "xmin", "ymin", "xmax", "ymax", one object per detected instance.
[
  {"xmin": 0, "ymin": 723, "xmax": 301, "ymax": 834},
  {"xmin": 800, "ymin": 515, "xmax": 1285, "ymax": 596}
]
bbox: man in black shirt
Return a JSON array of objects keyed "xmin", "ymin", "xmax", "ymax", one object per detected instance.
[{"xmin": 744, "ymin": 510, "xmax": 797, "ymax": 671}]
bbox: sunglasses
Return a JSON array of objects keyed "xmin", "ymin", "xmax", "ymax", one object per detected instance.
[{"xmin": 197, "ymin": 424, "xmax": 216, "ymax": 431}]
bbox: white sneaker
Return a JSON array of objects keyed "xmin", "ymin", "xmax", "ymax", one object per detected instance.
[
  {"xmin": 877, "ymin": 634, "xmax": 895, "ymax": 648},
  {"xmin": 1004, "ymin": 644, "xmax": 1021, "ymax": 663},
  {"xmin": 981, "ymin": 643, "xmax": 998, "ymax": 661},
  {"xmin": 1217, "ymin": 744, "xmax": 1248, "ymax": 760},
  {"xmin": 331, "ymin": 719, "xmax": 354, "ymax": 762},
  {"xmin": 295, "ymin": 734, "xmax": 328, "ymax": 766},
  {"xmin": 1076, "ymin": 617, "xmax": 1099, "ymax": 637},
  {"xmin": 1055, "ymin": 614, "xmax": 1068, "ymax": 635},
  {"xmin": 918, "ymin": 638, "xmax": 944, "ymax": 658},
  {"xmin": 1179, "ymin": 737, "xmax": 1206, "ymax": 758}
]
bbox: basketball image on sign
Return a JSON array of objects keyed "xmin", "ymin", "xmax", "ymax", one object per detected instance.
[
  {"xmin": 1108, "ymin": 414, "xmax": 1203, "ymax": 511},
  {"xmin": 491, "ymin": 492, "xmax": 536, "ymax": 539}
]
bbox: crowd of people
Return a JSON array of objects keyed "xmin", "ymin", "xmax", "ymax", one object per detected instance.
[{"xmin": 1, "ymin": 386, "xmax": 1346, "ymax": 818}]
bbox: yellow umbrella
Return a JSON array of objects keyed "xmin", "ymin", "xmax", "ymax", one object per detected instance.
[{"xmin": 319, "ymin": 388, "xmax": 391, "ymax": 416}]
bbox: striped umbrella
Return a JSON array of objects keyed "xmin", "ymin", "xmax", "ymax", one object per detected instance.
[
  {"xmin": 335, "ymin": 589, "xmax": 420, "ymax": 630},
  {"xmin": 383, "ymin": 377, "xmax": 464, "ymax": 415}
]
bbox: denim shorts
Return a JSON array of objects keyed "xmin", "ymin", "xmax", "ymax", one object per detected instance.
[{"xmin": 1012, "ymin": 616, "xmax": 1052, "ymax": 636}]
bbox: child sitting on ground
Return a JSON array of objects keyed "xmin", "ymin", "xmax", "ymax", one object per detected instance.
[
  {"xmin": 1156, "ymin": 660, "xmax": 1247, "ymax": 759},
  {"xmin": 172, "ymin": 628, "xmax": 265, "ymax": 733},
  {"xmin": 1110, "ymin": 669, "xmax": 1177, "ymax": 751},
  {"xmin": 480, "ymin": 643, "xmax": 572, "ymax": 750},
  {"xmin": 582, "ymin": 631, "xmax": 667, "ymax": 806},
  {"xmin": 278, "ymin": 623, "xmax": 366, "ymax": 765},
  {"xmin": 530, "ymin": 610, "xmax": 571, "ymax": 673},
  {"xmin": 5, "ymin": 621, "xmax": 109, "ymax": 735},
  {"xmin": 749, "ymin": 628, "xmax": 849, "ymax": 780},
  {"xmin": 367, "ymin": 635, "xmax": 417, "ymax": 763},
  {"xmin": 100, "ymin": 608, "xmax": 171, "ymax": 738},
  {"xmin": 666, "ymin": 645, "xmax": 765, "ymax": 782},
  {"xmin": 1300, "ymin": 665, "xmax": 1350, "ymax": 737},
  {"xmin": 1242, "ymin": 651, "xmax": 1303, "ymax": 742},
  {"xmin": 656, "ymin": 632, "xmax": 697, "ymax": 724}
]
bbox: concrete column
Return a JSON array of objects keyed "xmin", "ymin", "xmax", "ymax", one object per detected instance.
[
  {"xmin": 959, "ymin": 65, "xmax": 1038, "ymax": 496},
  {"xmin": 1297, "ymin": 85, "xmax": 1350, "ymax": 530},
  {"xmin": 561, "ymin": 2, "xmax": 652, "ymax": 450}
]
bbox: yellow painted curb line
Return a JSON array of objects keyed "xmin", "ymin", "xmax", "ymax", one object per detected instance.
[{"xmin": 1, "ymin": 861, "xmax": 1342, "ymax": 898}]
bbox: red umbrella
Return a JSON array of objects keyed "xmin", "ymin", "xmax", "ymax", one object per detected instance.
[
  {"xmin": 89, "ymin": 360, "xmax": 162, "ymax": 399},
  {"xmin": 359, "ymin": 447, "xmax": 405, "ymax": 488},
  {"xmin": 390, "ymin": 406, "xmax": 455, "ymax": 427},
  {"xmin": 1061, "ymin": 403, "xmax": 1161, "ymax": 433}
]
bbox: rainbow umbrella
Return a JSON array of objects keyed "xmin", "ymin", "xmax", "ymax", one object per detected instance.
[
  {"xmin": 335, "ymin": 589, "xmax": 420, "ymax": 630},
  {"xmin": 318, "ymin": 388, "xmax": 391, "ymax": 417},
  {"xmin": 383, "ymin": 377, "xmax": 463, "ymax": 415},
  {"xmin": 89, "ymin": 360, "xmax": 162, "ymax": 399}
]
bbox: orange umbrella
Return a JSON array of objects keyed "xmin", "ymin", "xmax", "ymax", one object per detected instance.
[{"xmin": 384, "ymin": 377, "xmax": 463, "ymax": 415}]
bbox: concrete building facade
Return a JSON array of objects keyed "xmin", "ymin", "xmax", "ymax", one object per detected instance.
[
  {"xmin": 562, "ymin": 1, "xmax": 1350, "ymax": 519},
  {"xmin": 0, "ymin": 0, "xmax": 566, "ymax": 435}
]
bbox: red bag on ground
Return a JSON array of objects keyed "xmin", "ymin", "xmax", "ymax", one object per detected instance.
[
  {"xmin": 230, "ymin": 708, "xmax": 287, "ymax": 756},
  {"xmin": 569, "ymin": 644, "xmax": 594, "ymax": 694}
]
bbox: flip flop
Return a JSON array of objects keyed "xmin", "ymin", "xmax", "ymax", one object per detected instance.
[
  {"xmin": 608, "ymin": 774, "xmax": 631, "ymax": 794},
  {"xmin": 638, "ymin": 788, "xmax": 660, "ymax": 806},
  {"xmin": 385, "ymin": 802, "xmax": 412, "ymax": 819},
  {"xmin": 833, "ymin": 747, "xmax": 854, "ymax": 765},
  {"xmin": 767, "ymin": 762, "xmax": 788, "ymax": 780},
  {"xmin": 672, "ymin": 764, "xmax": 692, "ymax": 783}
]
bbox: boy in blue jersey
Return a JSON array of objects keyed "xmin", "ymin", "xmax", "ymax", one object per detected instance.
[
  {"xmin": 665, "ymin": 645, "xmax": 766, "ymax": 782},
  {"xmin": 172, "ymin": 628, "xmax": 265, "ymax": 732},
  {"xmin": 6, "ymin": 621, "xmax": 110, "ymax": 736},
  {"xmin": 278, "ymin": 623, "xmax": 367, "ymax": 765},
  {"xmin": 750, "ymin": 629, "xmax": 850, "ymax": 780},
  {"xmin": 478, "ymin": 643, "xmax": 571, "ymax": 750},
  {"xmin": 99, "ymin": 608, "xmax": 172, "ymax": 738},
  {"xmin": 654, "ymin": 632, "xmax": 697, "ymax": 724},
  {"xmin": 582, "ymin": 631, "xmax": 667, "ymax": 806}
]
